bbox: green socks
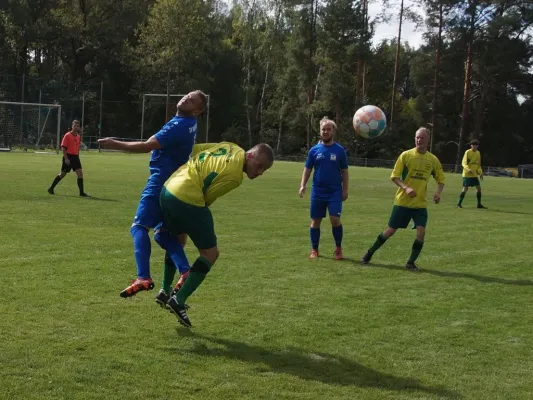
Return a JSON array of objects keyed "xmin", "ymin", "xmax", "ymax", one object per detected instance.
[
  {"xmin": 407, "ymin": 239, "xmax": 424, "ymax": 264},
  {"xmin": 175, "ymin": 257, "xmax": 212, "ymax": 304},
  {"xmin": 161, "ymin": 252, "xmax": 177, "ymax": 294},
  {"xmin": 369, "ymin": 233, "xmax": 388, "ymax": 254}
]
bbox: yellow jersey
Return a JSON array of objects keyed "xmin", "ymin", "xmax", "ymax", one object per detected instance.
[
  {"xmin": 164, "ymin": 142, "xmax": 245, "ymax": 207},
  {"xmin": 462, "ymin": 149, "xmax": 482, "ymax": 177},
  {"xmin": 391, "ymin": 148, "xmax": 445, "ymax": 209}
]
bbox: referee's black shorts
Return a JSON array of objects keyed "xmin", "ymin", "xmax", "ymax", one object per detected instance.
[{"xmin": 61, "ymin": 154, "xmax": 82, "ymax": 173}]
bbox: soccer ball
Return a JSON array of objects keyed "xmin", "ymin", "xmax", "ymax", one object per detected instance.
[{"xmin": 353, "ymin": 105, "xmax": 387, "ymax": 139}]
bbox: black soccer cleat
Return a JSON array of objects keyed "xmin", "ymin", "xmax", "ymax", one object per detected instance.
[
  {"xmin": 405, "ymin": 262, "xmax": 420, "ymax": 271},
  {"xmin": 167, "ymin": 296, "xmax": 192, "ymax": 327},
  {"xmin": 155, "ymin": 289, "xmax": 170, "ymax": 308},
  {"xmin": 360, "ymin": 251, "xmax": 373, "ymax": 265},
  {"xmin": 456, "ymin": 204, "xmax": 462, "ymax": 208},
  {"xmin": 79, "ymin": 192, "xmax": 89, "ymax": 197},
  {"xmin": 477, "ymin": 204, "xmax": 487, "ymax": 209},
  {"xmin": 47, "ymin": 188, "xmax": 54, "ymax": 195}
]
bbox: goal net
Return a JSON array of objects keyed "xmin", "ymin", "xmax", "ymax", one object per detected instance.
[
  {"xmin": 141, "ymin": 93, "xmax": 210, "ymax": 142},
  {"xmin": 0, "ymin": 101, "xmax": 61, "ymax": 151}
]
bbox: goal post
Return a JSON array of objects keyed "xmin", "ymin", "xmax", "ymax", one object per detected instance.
[
  {"xmin": 0, "ymin": 101, "xmax": 61, "ymax": 151},
  {"xmin": 141, "ymin": 93, "xmax": 210, "ymax": 142}
]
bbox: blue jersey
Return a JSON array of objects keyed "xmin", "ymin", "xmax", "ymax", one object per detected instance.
[
  {"xmin": 305, "ymin": 142, "xmax": 348, "ymax": 201},
  {"xmin": 149, "ymin": 115, "xmax": 198, "ymax": 185}
]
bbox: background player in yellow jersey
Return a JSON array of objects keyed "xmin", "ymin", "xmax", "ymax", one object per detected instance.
[
  {"xmin": 360, "ymin": 128, "xmax": 445, "ymax": 271},
  {"xmin": 156, "ymin": 141, "xmax": 274, "ymax": 327},
  {"xmin": 457, "ymin": 139, "xmax": 486, "ymax": 209}
]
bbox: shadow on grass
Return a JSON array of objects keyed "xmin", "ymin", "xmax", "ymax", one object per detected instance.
[
  {"xmin": 175, "ymin": 334, "xmax": 461, "ymax": 399},
  {"xmin": 350, "ymin": 260, "xmax": 533, "ymax": 286},
  {"xmin": 486, "ymin": 208, "xmax": 533, "ymax": 216},
  {"xmin": 52, "ymin": 194, "xmax": 120, "ymax": 202}
]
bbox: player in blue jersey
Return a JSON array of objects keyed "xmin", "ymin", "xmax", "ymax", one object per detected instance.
[
  {"xmin": 98, "ymin": 90, "xmax": 207, "ymax": 298},
  {"xmin": 299, "ymin": 117, "xmax": 349, "ymax": 260}
]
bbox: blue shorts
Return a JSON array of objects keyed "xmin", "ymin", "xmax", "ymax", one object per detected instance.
[
  {"xmin": 132, "ymin": 183, "xmax": 164, "ymax": 229},
  {"xmin": 310, "ymin": 198, "xmax": 342, "ymax": 219}
]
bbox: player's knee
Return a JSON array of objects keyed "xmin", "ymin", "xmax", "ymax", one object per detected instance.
[
  {"xmin": 310, "ymin": 219, "xmax": 322, "ymax": 228},
  {"xmin": 76, "ymin": 170, "xmax": 83, "ymax": 178},
  {"xmin": 177, "ymin": 233, "xmax": 188, "ymax": 247},
  {"xmin": 416, "ymin": 228, "xmax": 426, "ymax": 241},
  {"xmin": 199, "ymin": 247, "xmax": 219, "ymax": 265},
  {"xmin": 131, "ymin": 224, "xmax": 148, "ymax": 238},
  {"xmin": 384, "ymin": 227, "xmax": 396, "ymax": 238},
  {"xmin": 59, "ymin": 172, "xmax": 67, "ymax": 178},
  {"xmin": 330, "ymin": 216, "xmax": 341, "ymax": 227}
]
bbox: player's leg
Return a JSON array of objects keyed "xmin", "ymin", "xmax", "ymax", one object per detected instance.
[
  {"xmin": 155, "ymin": 251, "xmax": 177, "ymax": 307},
  {"xmin": 328, "ymin": 201, "xmax": 343, "ymax": 260},
  {"xmin": 70, "ymin": 156, "xmax": 87, "ymax": 196},
  {"xmin": 457, "ymin": 181, "xmax": 469, "ymax": 208},
  {"xmin": 119, "ymin": 190, "xmax": 160, "ymax": 298},
  {"xmin": 361, "ymin": 206, "xmax": 406, "ymax": 264},
  {"xmin": 48, "ymin": 159, "xmax": 69, "ymax": 194},
  {"xmin": 166, "ymin": 199, "xmax": 218, "ymax": 327},
  {"xmin": 406, "ymin": 209, "xmax": 428, "ymax": 271},
  {"xmin": 475, "ymin": 183, "xmax": 486, "ymax": 208},
  {"xmin": 309, "ymin": 198, "xmax": 326, "ymax": 258}
]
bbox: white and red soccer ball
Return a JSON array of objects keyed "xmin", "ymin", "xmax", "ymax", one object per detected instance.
[{"xmin": 353, "ymin": 105, "xmax": 387, "ymax": 139}]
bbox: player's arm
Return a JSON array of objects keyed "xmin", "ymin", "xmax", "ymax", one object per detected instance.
[
  {"xmin": 299, "ymin": 150, "xmax": 314, "ymax": 197},
  {"xmin": 390, "ymin": 153, "xmax": 415, "ymax": 197},
  {"xmin": 205, "ymin": 179, "xmax": 241, "ymax": 206},
  {"xmin": 60, "ymin": 134, "xmax": 70, "ymax": 163},
  {"xmin": 432, "ymin": 159, "xmax": 446, "ymax": 204},
  {"xmin": 477, "ymin": 153, "xmax": 483, "ymax": 178},
  {"xmin": 97, "ymin": 135, "xmax": 161, "ymax": 153},
  {"xmin": 340, "ymin": 150, "xmax": 349, "ymax": 201},
  {"xmin": 462, "ymin": 150, "xmax": 471, "ymax": 174}
]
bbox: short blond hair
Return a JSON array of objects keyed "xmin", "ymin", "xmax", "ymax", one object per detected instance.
[{"xmin": 320, "ymin": 116, "xmax": 337, "ymax": 131}]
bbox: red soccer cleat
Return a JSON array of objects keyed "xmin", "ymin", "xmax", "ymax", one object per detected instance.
[
  {"xmin": 334, "ymin": 247, "xmax": 344, "ymax": 260},
  {"xmin": 309, "ymin": 249, "xmax": 319, "ymax": 259},
  {"xmin": 120, "ymin": 278, "xmax": 155, "ymax": 298}
]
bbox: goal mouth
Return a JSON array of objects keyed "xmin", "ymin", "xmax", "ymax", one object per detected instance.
[{"xmin": 0, "ymin": 101, "xmax": 62, "ymax": 152}]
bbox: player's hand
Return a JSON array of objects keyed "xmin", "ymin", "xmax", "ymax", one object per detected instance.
[
  {"xmin": 342, "ymin": 191, "xmax": 348, "ymax": 201},
  {"xmin": 404, "ymin": 187, "xmax": 416, "ymax": 198},
  {"xmin": 298, "ymin": 186, "xmax": 306, "ymax": 198},
  {"xmin": 433, "ymin": 193, "xmax": 441, "ymax": 204},
  {"xmin": 465, "ymin": 168, "xmax": 471, "ymax": 174},
  {"xmin": 480, "ymin": 174, "xmax": 484, "ymax": 181},
  {"xmin": 97, "ymin": 137, "xmax": 116, "ymax": 149},
  {"xmin": 64, "ymin": 157, "xmax": 70, "ymax": 165}
]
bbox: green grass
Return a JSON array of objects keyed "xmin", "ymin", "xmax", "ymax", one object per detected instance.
[{"xmin": 1, "ymin": 152, "xmax": 532, "ymax": 400}]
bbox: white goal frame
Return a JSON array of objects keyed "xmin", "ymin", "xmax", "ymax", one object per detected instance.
[
  {"xmin": 141, "ymin": 93, "xmax": 210, "ymax": 142},
  {"xmin": 0, "ymin": 100, "xmax": 62, "ymax": 150}
]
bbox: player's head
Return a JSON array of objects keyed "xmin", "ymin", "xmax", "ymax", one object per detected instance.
[
  {"xmin": 244, "ymin": 143, "xmax": 274, "ymax": 179},
  {"xmin": 71, "ymin": 120, "xmax": 81, "ymax": 134},
  {"xmin": 177, "ymin": 90, "xmax": 208, "ymax": 117},
  {"xmin": 415, "ymin": 127, "xmax": 430, "ymax": 152},
  {"xmin": 319, "ymin": 117, "xmax": 336, "ymax": 144},
  {"xmin": 470, "ymin": 139, "xmax": 479, "ymax": 150}
]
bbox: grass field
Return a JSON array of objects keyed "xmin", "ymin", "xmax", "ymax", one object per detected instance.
[{"xmin": 1, "ymin": 152, "xmax": 532, "ymax": 400}]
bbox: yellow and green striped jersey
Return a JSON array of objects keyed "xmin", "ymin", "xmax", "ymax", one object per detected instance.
[
  {"xmin": 164, "ymin": 142, "xmax": 245, "ymax": 207},
  {"xmin": 391, "ymin": 148, "xmax": 445, "ymax": 209}
]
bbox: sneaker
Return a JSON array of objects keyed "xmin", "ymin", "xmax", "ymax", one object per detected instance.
[
  {"xmin": 360, "ymin": 251, "xmax": 373, "ymax": 265},
  {"xmin": 334, "ymin": 247, "xmax": 344, "ymax": 260},
  {"xmin": 155, "ymin": 289, "xmax": 170, "ymax": 308},
  {"xmin": 171, "ymin": 270, "xmax": 190, "ymax": 297},
  {"xmin": 79, "ymin": 192, "xmax": 89, "ymax": 197},
  {"xmin": 406, "ymin": 262, "xmax": 420, "ymax": 271},
  {"xmin": 477, "ymin": 204, "xmax": 487, "ymax": 209},
  {"xmin": 309, "ymin": 249, "xmax": 319, "ymax": 259},
  {"xmin": 119, "ymin": 278, "xmax": 155, "ymax": 298},
  {"xmin": 456, "ymin": 204, "xmax": 462, "ymax": 208},
  {"xmin": 47, "ymin": 188, "xmax": 54, "ymax": 195},
  {"xmin": 167, "ymin": 296, "xmax": 192, "ymax": 327}
]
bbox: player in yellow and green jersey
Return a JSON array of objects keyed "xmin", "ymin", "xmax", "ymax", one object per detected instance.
[
  {"xmin": 360, "ymin": 128, "xmax": 445, "ymax": 271},
  {"xmin": 155, "ymin": 141, "xmax": 274, "ymax": 327},
  {"xmin": 457, "ymin": 139, "xmax": 486, "ymax": 209}
]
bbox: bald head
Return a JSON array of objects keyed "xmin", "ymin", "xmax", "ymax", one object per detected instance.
[{"xmin": 415, "ymin": 127, "xmax": 430, "ymax": 153}]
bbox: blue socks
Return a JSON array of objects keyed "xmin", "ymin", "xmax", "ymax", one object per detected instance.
[
  {"xmin": 310, "ymin": 227, "xmax": 320, "ymax": 250},
  {"xmin": 332, "ymin": 225, "xmax": 343, "ymax": 247},
  {"xmin": 154, "ymin": 230, "xmax": 190, "ymax": 273},
  {"xmin": 131, "ymin": 225, "xmax": 151, "ymax": 279}
]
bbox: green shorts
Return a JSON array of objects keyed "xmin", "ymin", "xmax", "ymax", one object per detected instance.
[
  {"xmin": 463, "ymin": 177, "xmax": 480, "ymax": 187},
  {"xmin": 159, "ymin": 187, "xmax": 217, "ymax": 250},
  {"xmin": 388, "ymin": 205, "xmax": 428, "ymax": 229}
]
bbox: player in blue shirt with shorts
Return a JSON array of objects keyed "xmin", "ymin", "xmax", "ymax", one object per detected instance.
[
  {"xmin": 299, "ymin": 117, "xmax": 349, "ymax": 260},
  {"xmin": 98, "ymin": 90, "xmax": 207, "ymax": 298}
]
